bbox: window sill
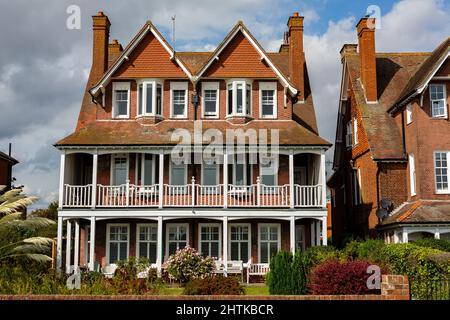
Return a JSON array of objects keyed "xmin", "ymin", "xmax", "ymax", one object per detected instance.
[
  {"xmin": 435, "ymin": 190, "xmax": 450, "ymax": 195},
  {"xmin": 430, "ymin": 117, "xmax": 448, "ymax": 120},
  {"xmin": 260, "ymin": 116, "xmax": 277, "ymax": 120},
  {"xmin": 113, "ymin": 116, "xmax": 130, "ymax": 120},
  {"xmin": 170, "ymin": 116, "xmax": 189, "ymax": 120}
]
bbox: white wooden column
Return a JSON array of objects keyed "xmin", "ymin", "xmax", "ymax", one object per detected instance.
[
  {"xmin": 316, "ymin": 219, "xmax": 321, "ymax": 245},
  {"xmin": 223, "ymin": 217, "xmax": 228, "ymax": 274},
  {"xmin": 65, "ymin": 219, "xmax": 72, "ymax": 274},
  {"xmin": 320, "ymin": 152, "xmax": 326, "ymax": 207},
  {"xmin": 290, "ymin": 216, "xmax": 296, "ymax": 254},
  {"xmin": 223, "ymin": 150, "xmax": 228, "ymax": 208},
  {"xmin": 159, "ymin": 152, "xmax": 164, "ymax": 208},
  {"xmin": 289, "ymin": 151, "xmax": 295, "ymax": 208},
  {"xmin": 402, "ymin": 228, "xmax": 408, "ymax": 244},
  {"xmin": 89, "ymin": 217, "xmax": 96, "ymax": 271},
  {"xmin": 156, "ymin": 216, "xmax": 163, "ymax": 275},
  {"xmin": 310, "ymin": 221, "xmax": 316, "ymax": 246},
  {"xmin": 74, "ymin": 220, "xmax": 80, "ymax": 269},
  {"xmin": 434, "ymin": 229, "xmax": 440, "ymax": 239},
  {"xmin": 394, "ymin": 232, "xmax": 400, "ymax": 244},
  {"xmin": 58, "ymin": 153, "xmax": 66, "ymax": 208},
  {"xmin": 92, "ymin": 153, "xmax": 98, "ymax": 208},
  {"xmin": 56, "ymin": 216, "xmax": 63, "ymax": 272},
  {"xmin": 321, "ymin": 216, "xmax": 328, "ymax": 246}
]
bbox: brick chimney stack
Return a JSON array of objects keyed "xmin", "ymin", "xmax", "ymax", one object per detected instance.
[
  {"xmin": 288, "ymin": 12, "xmax": 305, "ymax": 101},
  {"xmin": 356, "ymin": 18, "xmax": 377, "ymax": 103},
  {"xmin": 92, "ymin": 11, "xmax": 111, "ymax": 83}
]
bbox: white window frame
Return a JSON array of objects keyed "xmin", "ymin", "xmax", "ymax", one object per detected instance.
[
  {"xmin": 232, "ymin": 153, "xmax": 252, "ymax": 186},
  {"xmin": 166, "ymin": 223, "xmax": 189, "ymax": 257},
  {"xmin": 112, "ymin": 82, "xmax": 130, "ymax": 119},
  {"xmin": 198, "ymin": 223, "xmax": 222, "ymax": 258},
  {"xmin": 228, "ymin": 223, "xmax": 251, "ymax": 262},
  {"xmin": 170, "ymin": 82, "xmax": 188, "ymax": 119},
  {"xmin": 136, "ymin": 223, "xmax": 158, "ymax": 263},
  {"xmin": 140, "ymin": 153, "xmax": 156, "ymax": 185},
  {"xmin": 259, "ymin": 82, "xmax": 277, "ymax": 119},
  {"xmin": 434, "ymin": 151, "xmax": 450, "ymax": 194},
  {"xmin": 106, "ymin": 223, "xmax": 130, "ymax": 265},
  {"xmin": 429, "ymin": 84, "xmax": 448, "ymax": 118},
  {"xmin": 353, "ymin": 117, "xmax": 358, "ymax": 146},
  {"xmin": 409, "ymin": 153, "xmax": 416, "ymax": 196},
  {"xmin": 137, "ymin": 79, "xmax": 164, "ymax": 117},
  {"xmin": 110, "ymin": 153, "xmax": 129, "ymax": 185},
  {"xmin": 202, "ymin": 82, "xmax": 219, "ymax": 118},
  {"xmin": 259, "ymin": 156, "xmax": 278, "ymax": 186},
  {"xmin": 406, "ymin": 103, "xmax": 413, "ymax": 124},
  {"xmin": 258, "ymin": 223, "xmax": 281, "ymax": 264},
  {"xmin": 201, "ymin": 160, "xmax": 220, "ymax": 186},
  {"xmin": 226, "ymin": 79, "xmax": 252, "ymax": 117},
  {"xmin": 169, "ymin": 158, "xmax": 188, "ymax": 186},
  {"xmin": 345, "ymin": 121, "xmax": 353, "ymax": 148}
]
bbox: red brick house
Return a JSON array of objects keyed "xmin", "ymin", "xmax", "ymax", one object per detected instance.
[
  {"xmin": 328, "ymin": 17, "xmax": 450, "ymax": 245},
  {"xmin": 54, "ymin": 11, "xmax": 331, "ymax": 275}
]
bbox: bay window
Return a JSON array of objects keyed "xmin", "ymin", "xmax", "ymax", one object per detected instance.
[
  {"xmin": 229, "ymin": 224, "xmax": 250, "ymax": 262},
  {"xmin": 227, "ymin": 80, "xmax": 252, "ymax": 116},
  {"xmin": 434, "ymin": 151, "xmax": 449, "ymax": 193},
  {"xmin": 137, "ymin": 80, "xmax": 163, "ymax": 117},
  {"xmin": 171, "ymin": 82, "xmax": 188, "ymax": 118},
  {"xmin": 167, "ymin": 224, "xmax": 188, "ymax": 256},
  {"xmin": 112, "ymin": 82, "xmax": 130, "ymax": 118},
  {"xmin": 202, "ymin": 82, "xmax": 219, "ymax": 117},
  {"xmin": 107, "ymin": 224, "xmax": 129, "ymax": 264},
  {"xmin": 258, "ymin": 224, "xmax": 280, "ymax": 263},
  {"xmin": 260, "ymin": 82, "xmax": 277, "ymax": 118},
  {"xmin": 137, "ymin": 224, "xmax": 157, "ymax": 263},
  {"xmin": 199, "ymin": 223, "xmax": 221, "ymax": 258},
  {"xmin": 430, "ymin": 84, "xmax": 447, "ymax": 118}
]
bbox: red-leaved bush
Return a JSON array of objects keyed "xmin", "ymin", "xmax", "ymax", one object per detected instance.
[{"xmin": 308, "ymin": 260, "xmax": 381, "ymax": 295}]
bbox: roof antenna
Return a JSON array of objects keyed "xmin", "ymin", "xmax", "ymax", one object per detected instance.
[{"xmin": 171, "ymin": 15, "xmax": 176, "ymax": 50}]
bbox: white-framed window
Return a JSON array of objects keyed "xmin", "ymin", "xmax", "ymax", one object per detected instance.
[
  {"xmin": 136, "ymin": 224, "xmax": 157, "ymax": 263},
  {"xmin": 198, "ymin": 223, "xmax": 221, "ymax": 258},
  {"xmin": 232, "ymin": 154, "xmax": 251, "ymax": 186},
  {"xmin": 260, "ymin": 156, "xmax": 278, "ymax": 186},
  {"xmin": 202, "ymin": 82, "xmax": 219, "ymax": 118},
  {"xmin": 406, "ymin": 103, "xmax": 413, "ymax": 124},
  {"xmin": 111, "ymin": 154, "xmax": 128, "ymax": 185},
  {"xmin": 137, "ymin": 80, "xmax": 163, "ymax": 117},
  {"xmin": 166, "ymin": 223, "xmax": 189, "ymax": 256},
  {"xmin": 201, "ymin": 160, "xmax": 219, "ymax": 186},
  {"xmin": 430, "ymin": 84, "xmax": 447, "ymax": 118},
  {"xmin": 169, "ymin": 158, "xmax": 187, "ymax": 186},
  {"xmin": 258, "ymin": 223, "xmax": 280, "ymax": 264},
  {"xmin": 106, "ymin": 224, "xmax": 129, "ymax": 265},
  {"xmin": 227, "ymin": 80, "xmax": 252, "ymax": 116},
  {"xmin": 138, "ymin": 154, "xmax": 155, "ymax": 185},
  {"xmin": 434, "ymin": 151, "xmax": 449, "ymax": 193},
  {"xmin": 170, "ymin": 82, "xmax": 188, "ymax": 118},
  {"xmin": 259, "ymin": 82, "xmax": 277, "ymax": 118},
  {"xmin": 112, "ymin": 82, "xmax": 130, "ymax": 118},
  {"xmin": 229, "ymin": 224, "xmax": 251, "ymax": 262},
  {"xmin": 345, "ymin": 121, "xmax": 353, "ymax": 148},
  {"xmin": 409, "ymin": 153, "xmax": 416, "ymax": 196},
  {"xmin": 353, "ymin": 117, "xmax": 358, "ymax": 146}
]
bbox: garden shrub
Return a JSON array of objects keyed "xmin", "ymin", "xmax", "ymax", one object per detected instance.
[
  {"xmin": 267, "ymin": 251, "xmax": 309, "ymax": 295},
  {"xmin": 343, "ymin": 239, "xmax": 387, "ymax": 268},
  {"xmin": 165, "ymin": 246, "xmax": 214, "ymax": 283},
  {"xmin": 303, "ymin": 245, "xmax": 344, "ymax": 266},
  {"xmin": 413, "ymin": 238, "xmax": 450, "ymax": 252},
  {"xmin": 308, "ymin": 260, "xmax": 379, "ymax": 295},
  {"xmin": 183, "ymin": 275, "xmax": 244, "ymax": 295},
  {"xmin": 115, "ymin": 257, "xmax": 151, "ymax": 280}
]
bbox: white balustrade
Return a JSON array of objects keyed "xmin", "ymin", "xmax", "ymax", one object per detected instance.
[
  {"xmin": 63, "ymin": 184, "xmax": 92, "ymax": 207},
  {"xmin": 294, "ymin": 185, "xmax": 323, "ymax": 207}
]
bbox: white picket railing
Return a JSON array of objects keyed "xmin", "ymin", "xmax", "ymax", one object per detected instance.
[
  {"xmin": 63, "ymin": 184, "xmax": 92, "ymax": 207},
  {"xmin": 62, "ymin": 181, "xmax": 324, "ymax": 208},
  {"xmin": 294, "ymin": 184, "xmax": 322, "ymax": 207}
]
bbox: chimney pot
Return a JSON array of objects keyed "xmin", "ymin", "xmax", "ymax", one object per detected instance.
[
  {"xmin": 293, "ymin": 12, "xmax": 299, "ymax": 17},
  {"xmin": 98, "ymin": 11, "xmax": 104, "ymax": 16}
]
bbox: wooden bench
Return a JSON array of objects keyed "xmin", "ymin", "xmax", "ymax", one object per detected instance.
[{"xmin": 246, "ymin": 259, "xmax": 270, "ymax": 283}]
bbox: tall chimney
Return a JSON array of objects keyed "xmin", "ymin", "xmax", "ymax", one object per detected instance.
[
  {"xmin": 92, "ymin": 11, "xmax": 111, "ymax": 83},
  {"xmin": 356, "ymin": 18, "xmax": 377, "ymax": 103},
  {"xmin": 288, "ymin": 12, "xmax": 305, "ymax": 101}
]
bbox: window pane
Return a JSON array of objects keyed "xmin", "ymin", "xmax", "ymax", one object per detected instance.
[
  {"xmin": 168, "ymin": 242, "xmax": 177, "ymax": 255},
  {"xmin": 201, "ymin": 242, "xmax": 209, "ymax": 257},
  {"xmin": 236, "ymin": 84, "xmax": 243, "ymax": 113},
  {"xmin": 241, "ymin": 242, "xmax": 248, "ymax": 262},
  {"xmin": 203, "ymin": 164, "xmax": 217, "ymax": 185},
  {"xmin": 204, "ymin": 90, "xmax": 217, "ymax": 114},
  {"xmin": 173, "ymin": 90, "xmax": 185, "ymax": 116},
  {"xmin": 109, "ymin": 243, "xmax": 118, "ymax": 264},
  {"xmin": 262, "ymin": 90, "xmax": 274, "ymax": 116},
  {"xmin": 146, "ymin": 83, "xmax": 153, "ymax": 114},
  {"xmin": 156, "ymin": 84, "xmax": 162, "ymax": 115},
  {"xmin": 260, "ymin": 242, "xmax": 268, "ymax": 263},
  {"xmin": 113, "ymin": 158, "xmax": 127, "ymax": 185},
  {"xmin": 149, "ymin": 243, "xmax": 157, "ymax": 263},
  {"xmin": 143, "ymin": 157, "xmax": 153, "ymax": 185},
  {"xmin": 228, "ymin": 84, "xmax": 233, "ymax": 114},
  {"xmin": 235, "ymin": 163, "xmax": 244, "ymax": 185},
  {"xmin": 230, "ymin": 243, "xmax": 239, "ymax": 260},
  {"xmin": 435, "ymin": 152, "xmax": 449, "ymax": 191},
  {"xmin": 115, "ymin": 90, "xmax": 128, "ymax": 116},
  {"xmin": 138, "ymin": 84, "xmax": 143, "ymax": 115},
  {"xmin": 211, "ymin": 242, "xmax": 219, "ymax": 258},
  {"xmin": 269, "ymin": 242, "xmax": 278, "ymax": 260},
  {"xmin": 139, "ymin": 243, "xmax": 148, "ymax": 259},
  {"xmin": 246, "ymin": 84, "xmax": 251, "ymax": 115},
  {"xmin": 171, "ymin": 164, "xmax": 186, "ymax": 185}
]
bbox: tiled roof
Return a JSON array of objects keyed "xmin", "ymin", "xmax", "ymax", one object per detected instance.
[
  {"xmin": 176, "ymin": 52, "xmax": 212, "ymax": 75},
  {"xmin": 55, "ymin": 120, "xmax": 331, "ymax": 147},
  {"xmin": 345, "ymin": 52, "xmax": 430, "ymax": 159},
  {"xmin": 380, "ymin": 200, "xmax": 450, "ymax": 225}
]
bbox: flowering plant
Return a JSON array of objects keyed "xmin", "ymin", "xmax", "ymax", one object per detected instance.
[{"xmin": 165, "ymin": 246, "xmax": 214, "ymax": 283}]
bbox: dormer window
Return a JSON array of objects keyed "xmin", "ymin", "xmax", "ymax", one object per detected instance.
[
  {"xmin": 170, "ymin": 82, "xmax": 188, "ymax": 119},
  {"xmin": 430, "ymin": 84, "xmax": 447, "ymax": 118},
  {"xmin": 113, "ymin": 82, "xmax": 130, "ymax": 118},
  {"xmin": 227, "ymin": 80, "xmax": 252, "ymax": 117},
  {"xmin": 137, "ymin": 80, "xmax": 163, "ymax": 117},
  {"xmin": 259, "ymin": 82, "xmax": 277, "ymax": 118}
]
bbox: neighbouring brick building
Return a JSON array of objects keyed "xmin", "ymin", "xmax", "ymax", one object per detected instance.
[
  {"xmin": 54, "ymin": 11, "xmax": 331, "ymax": 277},
  {"xmin": 328, "ymin": 17, "xmax": 450, "ymax": 245}
]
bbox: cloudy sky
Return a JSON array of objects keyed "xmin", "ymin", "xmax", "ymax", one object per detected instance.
[{"xmin": 0, "ymin": 0, "xmax": 449, "ymax": 208}]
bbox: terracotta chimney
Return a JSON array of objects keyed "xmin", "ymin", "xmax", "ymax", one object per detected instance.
[
  {"xmin": 279, "ymin": 31, "xmax": 290, "ymax": 53},
  {"xmin": 287, "ymin": 12, "xmax": 305, "ymax": 101},
  {"xmin": 91, "ymin": 11, "xmax": 111, "ymax": 83},
  {"xmin": 356, "ymin": 18, "xmax": 377, "ymax": 103},
  {"xmin": 109, "ymin": 39, "xmax": 123, "ymax": 55}
]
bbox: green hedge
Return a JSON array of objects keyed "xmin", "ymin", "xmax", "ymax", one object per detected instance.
[{"xmin": 267, "ymin": 251, "xmax": 309, "ymax": 295}]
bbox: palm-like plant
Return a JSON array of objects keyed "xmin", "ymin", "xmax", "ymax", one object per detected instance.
[{"xmin": 0, "ymin": 186, "xmax": 55, "ymax": 263}]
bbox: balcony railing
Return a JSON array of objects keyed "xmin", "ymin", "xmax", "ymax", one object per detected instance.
[{"xmin": 62, "ymin": 178, "xmax": 324, "ymax": 209}]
